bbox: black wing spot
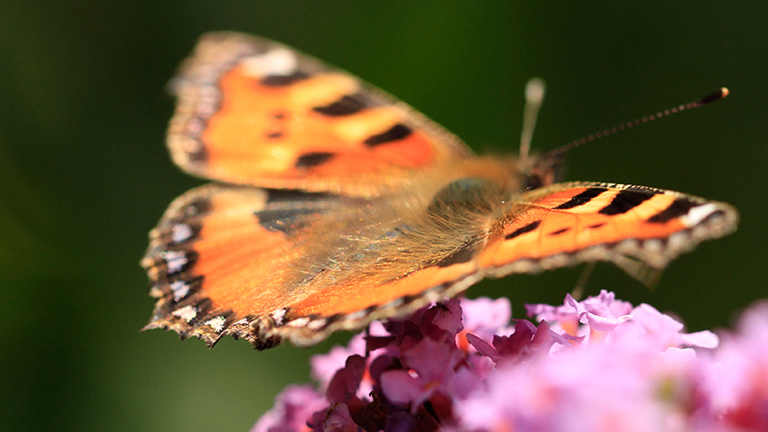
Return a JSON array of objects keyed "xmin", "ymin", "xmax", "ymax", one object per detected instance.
[
  {"xmin": 548, "ymin": 227, "xmax": 571, "ymax": 236},
  {"xmin": 554, "ymin": 188, "xmax": 608, "ymax": 210},
  {"xmin": 599, "ymin": 190, "xmax": 656, "ymax": 215},
  {"xmin": 261, "ymin": 71, "xmax": 310, "ymax": 87},
  {"xmin": 587, "ymin": 222, "xmax": 606, "ymax": 229},
  {"xmin": 256, "ymin": 209, "xmax": 318, "ymax": 233},
  {"xmin": 182, "ymin": 198, "xmax": 211, "ymax": 218},
  {"xmin": 364, "ymin": 124, "xmax": 412, "ymax": 147},
  {"xmin": 257, "ymin": 190, "xmax": 340, "ymax": 234},
  {"xmin": 648, "ymin": 198, "xmax": 698, "ymax": 223},
  {"xmin": 523, "ymin": 174, "xmax": 543, "ymax": 191},
  {"xmin": 313, "ymin": 94, "xmax": 369, "ymax": 116},
  {"xmin": 265, "ymin": 189, "xmax": 334, "ymax": 204},
  {"xmin": 295, "ymin": 152, "xmax": 336, "ymax": 169},
  {"xmin": 505, "ymin": 220, "xmax": 542, "ymax": 240}
]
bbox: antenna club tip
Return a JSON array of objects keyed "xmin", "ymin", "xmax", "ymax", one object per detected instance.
[
  {"xmin": 525, "ymin": 77, "xmax": 546, "ymax": 103},
  {"xmin": 697, "ymin": 87, "xmax": 730, "ymax": 105}
]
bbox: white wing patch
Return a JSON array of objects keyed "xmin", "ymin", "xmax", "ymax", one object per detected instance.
[{"xmin": 243, "ymin": 48, "xmax": 298, "ymax": 77}]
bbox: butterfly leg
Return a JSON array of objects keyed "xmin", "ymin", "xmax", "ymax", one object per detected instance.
[{"xmin": 571, "ymin": 261, "xmax": 597, "ymax": 301}]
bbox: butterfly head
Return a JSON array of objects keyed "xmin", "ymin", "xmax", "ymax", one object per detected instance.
[{"xmin": 519, "ymin": 151, "xmax": 565, "ymax": 191}]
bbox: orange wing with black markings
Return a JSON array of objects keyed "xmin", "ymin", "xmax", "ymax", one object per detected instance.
[
  {"xmin": 142, "ymin": 178, "xmax": 736, "ymax": 348},
  {"xmin": 168, "ymin": 32, "xmax": 471, "ymax": 196},
  {"xmin": 143, "ymin": 184, "xmax": 345, "ymax": 347},
  {"xmin": 142, "ymin": 181, "xmax": 484, "ymax": 348},
  {"xmin": 479, "ymin": 183, "xmax": 738, "ymax": 284}
]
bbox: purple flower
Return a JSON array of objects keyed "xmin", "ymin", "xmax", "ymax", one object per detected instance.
[
  {"xmin": 326, "ymin": 355, "xmax": 367, "ymax": 404},
  {"xmin": 380, "ymin": 336, "xmax": 463, "ymax": 409},
  {"xmin": 455, "ymin": 326, "xmax": 701, "ymax": 432},
  {"xmin": 626, "ymin": 303, "xmax": 719, "ymax": 350},
  {"xmin": 314, "ymin": 403, "xmax": 358, "ymax": 432},
  {"xmin": 251, "ymin": 293, "xmax": 768, "ymax": 432},
  {"xmin": 696, "ymin": 301, "xmax": 768, "ymax": 431},
  {"xmin": 310, "ymin": 337, "xmax": 365, "ymax": 389},
  {"xmin": 250, "ymin": 385, "xmax": 327, "ymax": 432},
  {"xmin": 459, "ymin": 297, "xmax": 513, "ymax": 349},
  {"xmin": 377, "ymin": 298, "xmax": 470, "ymax": 411},
  {"xmin": 466, "ymin": 319, "xmax": 569, "ymax": 364},
  {"xmin": 526, "ymin": 290, "xmax": 634, "ymax": 339},
  {"xmin": 310, "ymin": 321, "xmax": 389, "ymax": 400},
  {"xmin": 527, "ymin": 290, "xmax": 718, "ymax": 351}
]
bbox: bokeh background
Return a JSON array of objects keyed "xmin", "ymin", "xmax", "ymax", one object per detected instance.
[{"xmin": 2, "ymin": 1, "xmax": 766, "ymax": 431}]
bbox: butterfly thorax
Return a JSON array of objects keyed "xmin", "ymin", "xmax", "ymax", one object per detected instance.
[{"xmin": 283, "ymin": 156, "xmax": 530, "ymax": 291}]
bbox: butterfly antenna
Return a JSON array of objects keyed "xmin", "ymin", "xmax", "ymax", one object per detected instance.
[
  {"xmin": 544, "ymin": 87, "xmax": 729, "ymax": 161},
  {"xmin": 519, "ymin": 78, "xmax": 546, "ymax": 165}
]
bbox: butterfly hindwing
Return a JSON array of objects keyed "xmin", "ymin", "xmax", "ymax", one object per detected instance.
[
  {"xmin": 168, "ymin": 32, "xmax": 471, "ymax": 196},
  {"xmin": 142, "ymin": 184, "xmax": 350, "ymax": 348},
  {"xmin": 142, "ymin": 177, "xmax": 492, "ymax": 348}
]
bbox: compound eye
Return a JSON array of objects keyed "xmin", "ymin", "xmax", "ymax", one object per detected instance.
[{"xmin": 523, "ymin": 174, "xmax": 544, "ymax": 191}]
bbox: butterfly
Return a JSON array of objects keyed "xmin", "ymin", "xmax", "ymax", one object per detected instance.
[{"xmin": 142, "ymin": 32, "xmax": 738, "ymax": 349}]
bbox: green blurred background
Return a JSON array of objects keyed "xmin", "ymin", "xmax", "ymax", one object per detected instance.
[{"xmin": 1, "ymin": 1, "xmax": 766, "ymax": 431}]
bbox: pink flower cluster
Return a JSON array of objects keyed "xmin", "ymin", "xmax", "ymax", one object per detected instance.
[{"xmin": 251, "ymin": 291, "xmax": 768, "ymax": 432}]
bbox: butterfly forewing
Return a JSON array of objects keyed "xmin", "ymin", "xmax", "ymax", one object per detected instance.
[{"xmin": 168, "ymin": 32, "xmax": 472, "ymax": 196}]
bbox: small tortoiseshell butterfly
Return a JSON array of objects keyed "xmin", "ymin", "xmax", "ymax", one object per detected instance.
[{"xmin": 142, "ymin": 32, "xmax": 738, "ymax": 349}]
